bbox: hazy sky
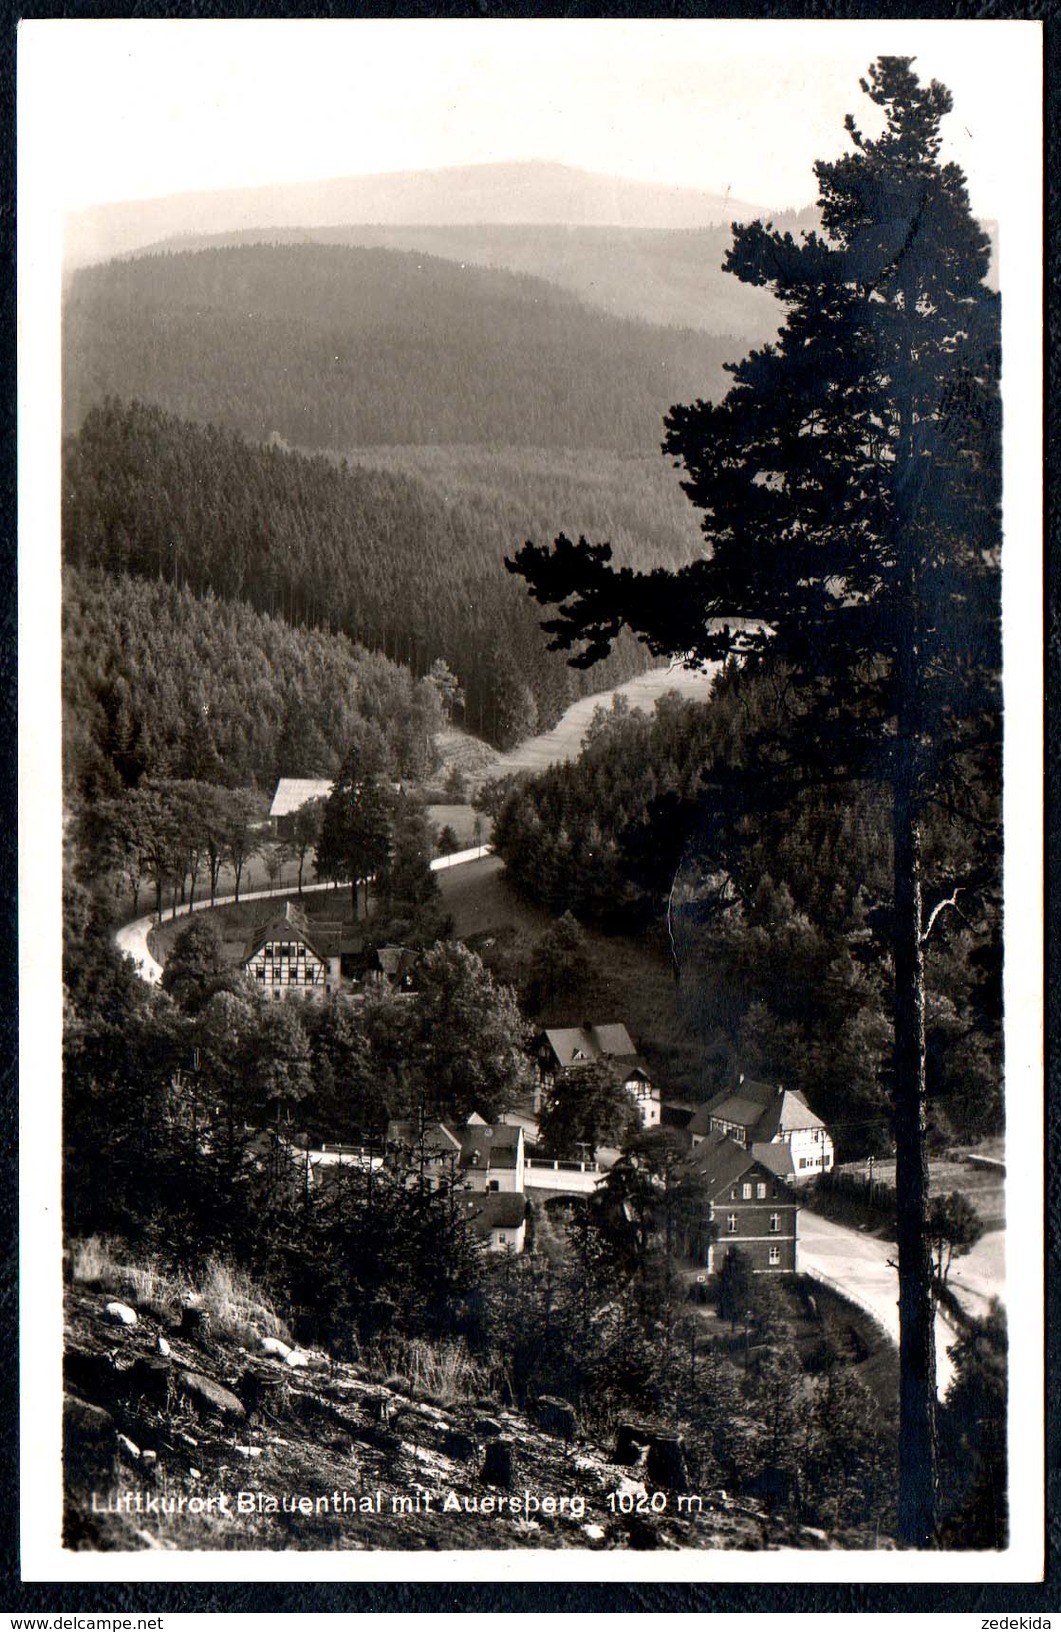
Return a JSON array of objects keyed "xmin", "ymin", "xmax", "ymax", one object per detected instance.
[{"xmin": 20, "ymin": 18, "xmax": 1039, "ymax": 219}]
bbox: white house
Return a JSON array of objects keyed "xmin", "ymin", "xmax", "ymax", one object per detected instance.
[
  {"xmin": 688, "ymin": 1076, "xmax": 834, "ymax": 1184},
  {"xmin": 457, "ymin": 1121, "xmax": 525, "ymax": 1194},
  {"xmin": 241, "ymin": 900, "xmax": 340, "ymax": 1000},
  {"xmin": 534, "ymin": 1023, "xmax": 661, "ymax": 1129}
]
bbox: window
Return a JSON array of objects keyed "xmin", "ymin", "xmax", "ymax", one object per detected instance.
[
  {"xmin": 487, "ymin": 1180, "xmax": 499, "ymax": 1193},
  {"xmin": 769, "ymin": 1213, "xmax": 780, "ymax": 1233},
  {"xmin": 824, "ymin": 1153, "xmax": 832, "ymax": 1168},
  {"xmin": 799, "ymin": 1157, "xmax": 807, "ymax": 1169},
  {"xmin": 264, "ymin": 943, "xmax": 273, "ymax": 959},
  {"xmin": 768, "ymin": 1246, "xmax": 781, "ymax": 1266},
  {"xmin": 731, "ymin": 1187, "xmax": 738, "ymax": 1200},
  {"xmin": 726, "ymin": 1214, "xmax": 738, "ymax": 1234},
  {"xmin": 741, "ymin": 1182, "xmax": 752, "ymax": 1199},
  {"xmin": 256, "ymin": 966, "xmax": 265, "ymax": 981},
  {"xmin": 756, "ymin": 1182, "xmax": 766, "ymax": 1199}
]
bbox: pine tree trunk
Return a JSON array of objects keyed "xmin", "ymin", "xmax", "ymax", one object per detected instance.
[{"xmin": 892, "ymin": 742, "xmax": 938, "ymax": 1546}]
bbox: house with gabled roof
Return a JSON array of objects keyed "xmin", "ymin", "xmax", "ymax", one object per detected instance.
[
  {"xmin": 683, "ymin": 1130, "xmax": 799, "ymax": 1273},
  {"xmin": 533, "ymin": 1023, "xmax": 661, "ymax": 1128},
  {"xmin": 462, "ymin": 1191, "xmax": 528, "ymax": 1253},
  {"xmin": 241, "ymin": 900, "xmax": 341, "ymax": 1000},
  {"xmin": 269, "ymin": 778, "xmax": 334, "ymax": 839},
  {"xmin": 384, "ymin": 1115, "xmax": 528, "ymax": 1251},
  {"xmin": 688, "ymin": 1075, "xmax": 833, "ymax": 1184},
  {"xmin": 457, "ymin": 1121, "xmax": 525, "ymax": 1194}
]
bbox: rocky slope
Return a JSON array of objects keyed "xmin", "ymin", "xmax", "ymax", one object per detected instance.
[{"xmin": 63, "ymin": 1284, "xmax": 872, "ymax": 1553}]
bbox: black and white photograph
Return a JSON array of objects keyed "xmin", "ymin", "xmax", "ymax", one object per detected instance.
[{"xmin": 18, "ymin": 17, "xmax": 1043, "ymax": 1582}]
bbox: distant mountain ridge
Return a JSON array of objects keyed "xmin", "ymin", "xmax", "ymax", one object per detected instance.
[{"xmin": 64, "ymin": 159, "xmax": 781, "ymax": 270}]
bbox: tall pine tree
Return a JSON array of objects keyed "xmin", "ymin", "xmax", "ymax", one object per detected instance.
[{"xmin": 508, "ymin": 58, "xmax": 1000, "ymax": 1544}]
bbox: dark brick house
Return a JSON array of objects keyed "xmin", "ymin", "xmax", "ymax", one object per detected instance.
[{"xmin": 683, "ymin": 1130, "xmax": 799, "ymax": 1274}]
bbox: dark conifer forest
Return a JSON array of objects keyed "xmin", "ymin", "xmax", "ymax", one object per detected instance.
[
  {"xmin": 62, "ymin": 399, "xmax": 659, "ymax": 754},
  {"xmin": 63, "ymin": 243, "xmax": 741, "ymax": 450},
  {"xmin": 491, "ymin": 675, "xmax": 1002, "ymax": 1152}
]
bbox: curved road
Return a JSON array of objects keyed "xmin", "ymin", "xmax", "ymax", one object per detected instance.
[
  {"xmin": 115, "ymin": 845, "xmax": 492, "ymax": 984},
  {"xmin": 799, "ymin": 1210, "xmax": 1005, "ymax": 1397}
]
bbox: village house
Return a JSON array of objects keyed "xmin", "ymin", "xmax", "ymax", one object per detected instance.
[
  {"xmin": 268, "ymin": 777, "xmax": 334, "ymax": 840},
  {"xmin": 688, "ymin": 1076, "xmax": 834, "ymax": 1184},
  {"xmin": 462, "ymin": 1191, "xmax": 528, "ymax": 1254},
  {"xmin": 533, "ymin": 1023, "xmax": 661, "ymax": 1129},
  {"xmin": 241, "ymin": 900, "xmax": 343, "ymax": 999},
  {"xmin": 682, "ymin": 1130, "xmax": 800, "ymax": 1274},
  {"xmin": 383, "ymin": 1114, "xmax": 529, "ymax": 1252},
  {"xmin": 456, "ymin": 1116, "xmax": 525, "ymax": 1194}
]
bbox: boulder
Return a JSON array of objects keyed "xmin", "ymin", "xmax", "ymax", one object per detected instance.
[
  {"xmin": 284, "ymin": 1349, "xmax": 310, "ymax": 1369},
  {"xmin": 103, "ymin": 1301, "xmax": 138, "ymax": 1327},
  {"xmin": 156, "ymin": 1336, "xmax": 172, "ymax": 1359},
  {"xmin": 473, "ymin": 1416, "xmax": 503, "ymax": 1438},
  {"xmin": 116, "ymin": 1432, "xmax": 141, "ymax": 1462},
  {"xmin": 62, "ymin": 1395, "xmax": 114, "ymax": 1486},
  {"xmin": 178, "ymin": 1370, "xmax": 246, "ymax": 1423},
  {"xmin": 259, "ymin": 1335, "xmax": 291, "ymax": 1361}
]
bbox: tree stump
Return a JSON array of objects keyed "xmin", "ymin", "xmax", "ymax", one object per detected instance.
[
  {"xmin": 482, "ymin": 1435, "xmax": 515, "ymax": 1488},
  {"xmin": 126, "ymin": 1356, "xmax": 173, "ymax": 1411},
  {"xmin": 535, "ymin": 1395, "xmax": 577, "ymax": 1443},
  {"xmin": 646, "ymin": 1432, "xmax": 689, "ymax": 1492},
  {"xmin": 180, "ymin": 1306, "xmax": 211, "ymax": 1341},
  {"xmin": 239, "ymin": 1367, "xmax": 286, "ymax": 1423},
  {"xmin": 615, "ymin": 1421, "xmax": 653, "ymax": 1465}
]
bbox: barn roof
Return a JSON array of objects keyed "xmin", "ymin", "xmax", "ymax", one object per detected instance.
[{"xmin": 269, "ymin": 778, "xmax": 333, "ymax": 818}]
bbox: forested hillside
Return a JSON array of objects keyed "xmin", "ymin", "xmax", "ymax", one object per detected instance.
[
  {"xmin": 62, "ymin": 401, "xmax": 653, "ymax": 749},
  {"xmin": 490, "ymin": 676, "xmax": 1003, "ymax": 1152},
  {"xmin": 130, "ymin": 220, "xmax": 798, "ymax": 339},
  {"xmin": 62, "ymin": 568, "xmax": 450, "ymax": 797},
  {"xmin": 62, "ymin": 244, "xmax": 742, "ymax": 450}
]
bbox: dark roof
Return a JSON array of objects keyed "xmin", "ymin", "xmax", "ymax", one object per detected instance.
[
  {"xmin": 539, "ymin": 1024, "xmax": 644, "ymax": 1073},
  {"xmin": 690, "ymin": 1079, "xmax": 827, "ymax": 1141},
  {"xmin": 458, "ymin": 1124, "xmax": 523, "ymax": 1171},
  {"xmin": 683, "ymin": 1131, "xmax": 758, "ymax": 1197},
  {"xmin": 464, "ymin": 1193, "xmax": 527, "ymax": 1236},
  {"xmin": 386, "ymin": 1120, "xmax": 462, "ymax": 1158},
  {"xmin": 750, "ymin": 1141, "xmax": 797, "ymax": 1179},
  {"xmin": 242, "ymin": 899, "xmax": 332, "ymax": 963}
]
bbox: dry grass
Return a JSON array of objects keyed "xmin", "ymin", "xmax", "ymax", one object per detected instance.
[
  {"xmin": 369, "ymin": 1336, "xmax": 494, "ymax": 1406},
  {"xmin": 68, "ymin": 1238, "xmax": 291, "ymax": 1345},
  {"xmin": 192, "ymin": 1257, "xmax": 291, "ymax": 1346}
]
